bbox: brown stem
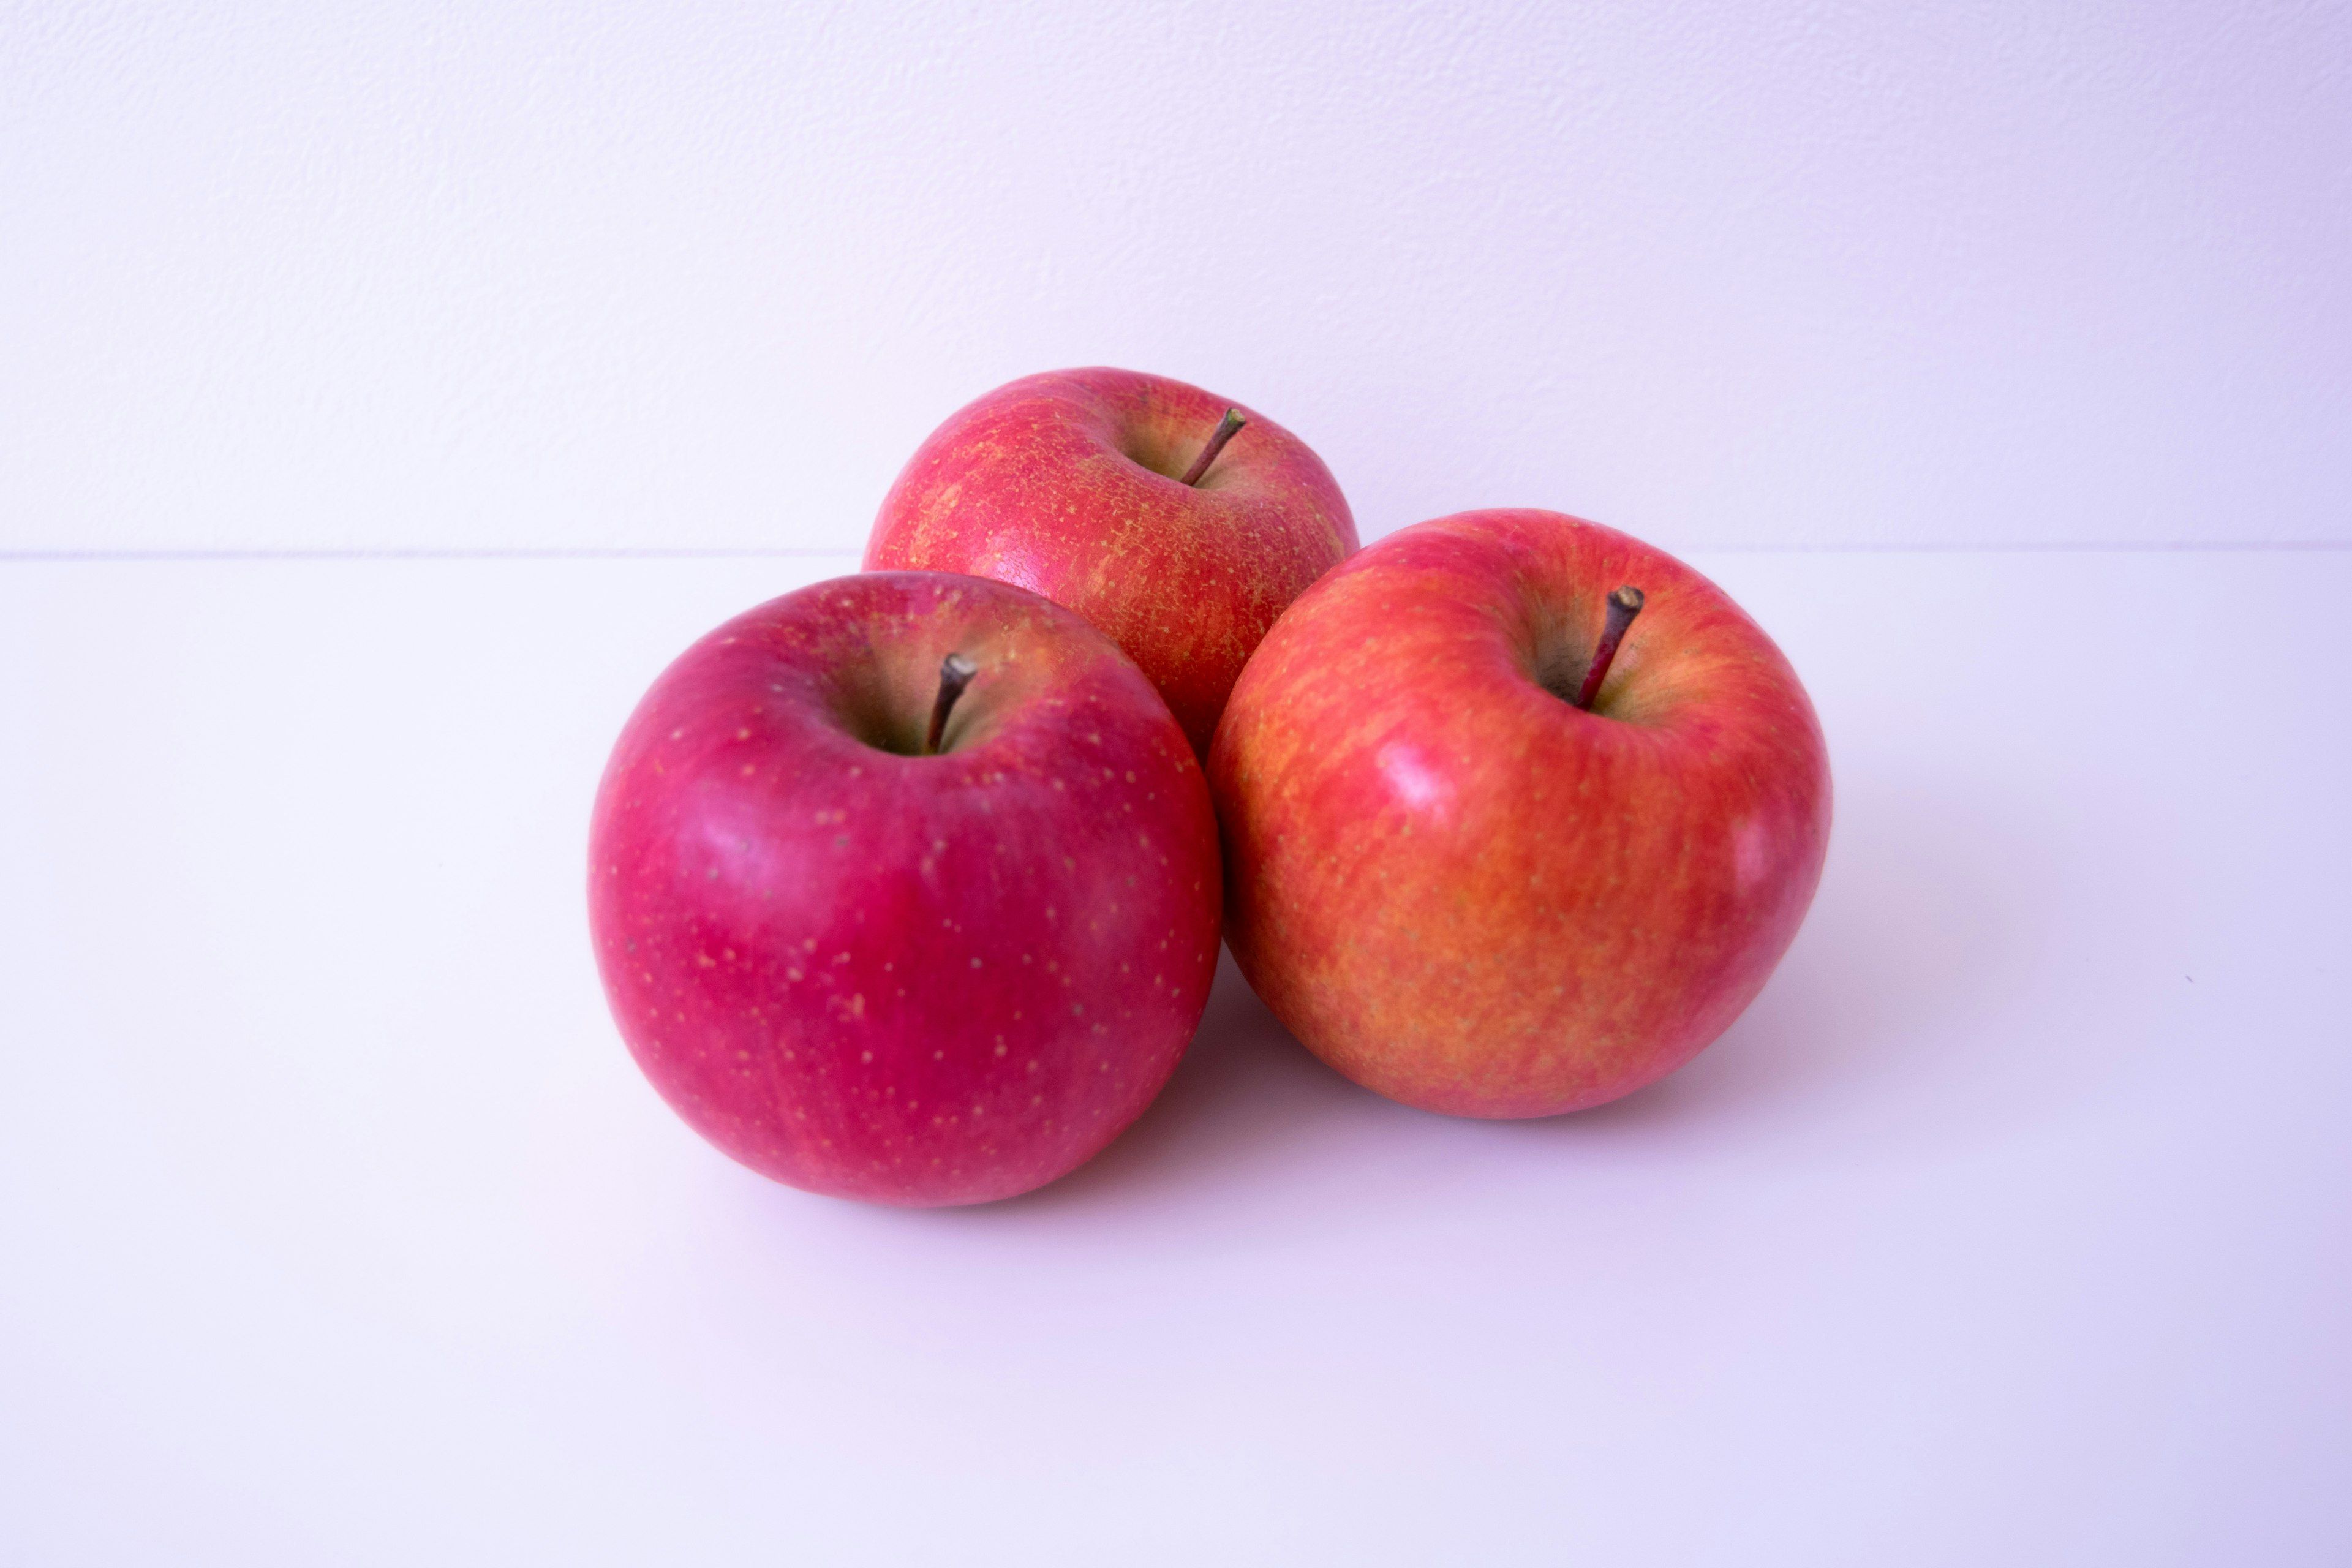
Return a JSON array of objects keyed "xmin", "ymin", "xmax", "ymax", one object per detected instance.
[
  {"xmin": 925, "ymin": 654, "xmax": 978, "ymax": 755},
  {"xmin": 1178, "ymin": 407, "xmax": 1247, "ymax": 486},
  {"xmin": 1573, "ymin": 587, "xmax": 1645, "ymax": 710}
]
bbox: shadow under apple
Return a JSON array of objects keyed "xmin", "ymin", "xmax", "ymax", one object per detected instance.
[
  {"xmin": 1519, "ymin": 767, "xmax": 2057, "ymax": 1151},
  {"xmin": 974, "ymin": 946, "xmax": 1408, "ymax": 1220},
  {"xmin": 938, "ymin": 765, "xmax": 2060, "ymax": 1221}
]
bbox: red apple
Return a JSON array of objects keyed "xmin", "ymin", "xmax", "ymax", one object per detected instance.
[
  {"xmin": 1208, "ymin": 509, "xmax": 1831, "ymax": 1118},
  {"xmin": 864, "ymin": 366, "xmax": 1357, "ymax": 758},
  {"xmin": 589, "ymin": 571, "xmax": 1222, "ymax": 1205}
]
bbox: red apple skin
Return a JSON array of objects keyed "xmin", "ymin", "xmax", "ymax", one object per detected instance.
[
  {"xmin": 864, "ymin": 367, "xmax": 1357, "ymax": 758},
  {"xmin": 589, "ymin": 572, "xmax": 1222, "ymax": 1206},
  {"xmin": 1208, "ymin": 510, "xmax": 1831, "ymax": 1118}
]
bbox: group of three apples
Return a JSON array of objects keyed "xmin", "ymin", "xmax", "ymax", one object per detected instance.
[{"xmin": 587, "ymin": 368, "xmax": 1830, "ymax": 1205}]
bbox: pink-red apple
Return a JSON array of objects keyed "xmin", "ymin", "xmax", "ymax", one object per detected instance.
[
  {"xmin": 589, "ymin": 571, "xmax": 1222, "ymax": 1205},
  {"xmin": 1209, "ymin": 509, "xmax": 1831, "ymax": 1118},
  {"xmin": 864, "ymin": 366, "xmax": 1357, "ymax": 758}
]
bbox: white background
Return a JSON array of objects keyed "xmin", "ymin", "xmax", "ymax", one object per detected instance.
[
  {"xmin": 6, "ymin": 0, "xmax": 2349, "ymax": 556},
  {"xmin": 4, "ymin": 4, "xmax": 2349, "ymax": 1565}
]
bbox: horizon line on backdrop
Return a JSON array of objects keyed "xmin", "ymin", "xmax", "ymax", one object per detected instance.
[{"xmin": 3, "ymin": 540, "xmax": 2347, "ymax": 565}]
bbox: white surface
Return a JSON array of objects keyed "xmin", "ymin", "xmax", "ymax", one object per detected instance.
[
  {"xmin": 2, "ymin": 548, "xmax": 2346, "ymax": 1565},
  {"xmin": 6, "ymin": 1, "xmax": 2350, "ymax": 555}
]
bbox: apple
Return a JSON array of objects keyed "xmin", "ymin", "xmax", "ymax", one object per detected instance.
[
  {"xmin": 589, "ymin": 571, "xmax": 1223, "ymax": 1205},
  {"xmin": 1208, "ymin": 509, "xmax": 1831, "ymax": 1118},
  {"xmin": 864, "ymin": 366, "xmax": 1357, "ymax": 758}
]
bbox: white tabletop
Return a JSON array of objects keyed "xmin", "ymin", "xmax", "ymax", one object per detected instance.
[{"xmin": 2, "ymin": 545, "xmax": 2343, "ymax": 1565}]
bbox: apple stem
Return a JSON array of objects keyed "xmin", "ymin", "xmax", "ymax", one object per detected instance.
[
  {"xmin": 1573, "ymin": 587, "xmax": 1645, "ymax": 711},
  {"xmin": 1178, "ymin": 408, "xmax": 1247, "ymax": 486},
  {"xmin": 925, "ymin": 654, "xmax": 978, "ymax": 755}
]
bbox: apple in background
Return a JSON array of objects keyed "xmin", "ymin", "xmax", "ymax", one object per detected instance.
[
  {"xmin": 864, "ymin": 367, "xmax": 1357, "ymax": 758},
  {"xmin": 589, "ymin": 571, "xmax": 1223, "ymax": 1206},
  {"xmin": 1208, "ymin": 509, "xmax": 1831, "ymax": 1118}
]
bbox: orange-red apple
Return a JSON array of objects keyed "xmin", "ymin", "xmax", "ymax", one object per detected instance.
[{"xmin": 1208, "ymin": 509, "xmax": 1831, "ymax": 1118}]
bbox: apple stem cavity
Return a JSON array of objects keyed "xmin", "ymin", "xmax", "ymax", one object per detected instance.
[
  {"xmin": 1573, "ymin": 586, "xmax": 1645, "ymax": 711},
  {"xmin": 925, "ymin": 654, "xmax": 979, "ymax": 755},
  {"xmin": 1178, "ymin": 408, "xmax": 1248, "ymax": 486}
]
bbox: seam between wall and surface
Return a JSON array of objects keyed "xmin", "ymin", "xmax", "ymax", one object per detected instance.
[{"xmin": 2, "ymin": 542, "xmax": 2348, "ymax": 564}]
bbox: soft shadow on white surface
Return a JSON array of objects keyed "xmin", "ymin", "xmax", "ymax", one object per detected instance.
[
  {"xmin": 1569, "ymin": 772, "xmax": 2044, "ymax": 1142},
  {"xmin": 990, "ymin": 948, "xmax": 1392, "ymax": 1212},
  {"xmin": 970, "ymin": 766, "xmax": 2048, "ymax": 1219}
]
